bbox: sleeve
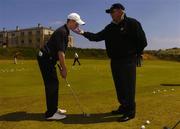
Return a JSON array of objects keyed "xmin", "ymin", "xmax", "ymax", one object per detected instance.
[
  {"xmin": 135, "ymin": 21, "xmax": 147, "ymax": 55},
  {"xmin": 55, "ymin": 31, "xmax": 66, "ymax": 52},
  {"xmin": 83, "ymin": 28, "xmax": 106, "ymax": 42}
]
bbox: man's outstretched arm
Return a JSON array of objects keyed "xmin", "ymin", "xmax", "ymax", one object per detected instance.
[{"xmin": 74, "ymin": 27, "xmax": 106, "ymax": 42}]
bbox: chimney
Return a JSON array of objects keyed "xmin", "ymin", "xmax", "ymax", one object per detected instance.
[
  {"xmin": 38, "ymin": 23, "xmax": 41, "ymax": 28},
  {"xmin": 49, "ymin": 26, "xmax": 52, "ymax": 30},
  {"xmin": 16, "ymin": 26, "xmax": 19, "ymax": 31},
  {"xmin": 3, "ymin": 28, "xmax": 5, "ymax": 32}
]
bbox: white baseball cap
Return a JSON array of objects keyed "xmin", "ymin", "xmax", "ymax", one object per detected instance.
[{"xmin": 67, "ymin": 13, "xmax": 85, "ymax": 25}]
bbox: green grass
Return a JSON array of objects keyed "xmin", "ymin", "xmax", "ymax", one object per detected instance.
[{"xmin": 0, "ymin": 59, "xmax": 180, "ymax": 129}]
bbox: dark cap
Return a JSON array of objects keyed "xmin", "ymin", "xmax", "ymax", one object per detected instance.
[{"xmin": 106, "ymin": 3, "xmax": 125, "ymax": 13}]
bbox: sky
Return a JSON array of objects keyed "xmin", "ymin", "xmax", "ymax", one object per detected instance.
[{"xmin": 0, "ymin": 0, "xmax": 180, "ymax": 50}]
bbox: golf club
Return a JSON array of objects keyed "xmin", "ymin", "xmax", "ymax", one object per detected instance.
[
  {"xmin": 57, "ymin": 64, "xmax": 90, "ymax": 117},
  {"xmin": 164, "ymin": 120, "xmax": 180, "ymax": 129}
]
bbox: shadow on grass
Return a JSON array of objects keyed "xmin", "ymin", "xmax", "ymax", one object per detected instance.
[
  {"xmin": 160, "ymin": 84, "xmax": 180, "ymax": 86},
  {"xmin": 0, "ymin": 112, "xmax": 44, "ymax": 121},
  {"xmin": 62, "ymin": 113, "xmax": 120, "ymax": 124},
  {"xmin": 0, "ymin": 112, "xmax": 120, "ymax": 124}
]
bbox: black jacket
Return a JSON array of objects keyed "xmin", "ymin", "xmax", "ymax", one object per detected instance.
[{"xmin": 83, "ymin": 16, "xmax": 147, "ymax": 59}]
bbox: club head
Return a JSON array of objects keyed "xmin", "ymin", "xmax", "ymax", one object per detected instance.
[
  {"xmin": 86, "ymin": 113, "xmax": 90, "ymax": 117},
  {"xmin": 83, "ymin": 113, "xmax": 90, "ymax": 117},
  {"xmin": 163, "ymin": 126, "xmax": 171, "ymax": 129}
]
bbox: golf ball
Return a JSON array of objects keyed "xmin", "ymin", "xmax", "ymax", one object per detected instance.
[
  {"xmin": 86, "ymin": 114, "xmax": 90, "ymax": 117},
  {"xmin": 163, "ymin": 89, "xmax": 167, "ymax": 92},
  {"xmin": 67, "ymin": 84, "xmax": 70, "ymax": 87},
  {"xmin": 146, "ymin": 120, "xmax": 150, "ymax": 124},
  {"xmin": 171, "ymin": 88, "xmax": 175, "ymax": 91},
  {"xmin": 141, "ymin": 125, "xmax": 146, "ymax": 129},
  {"xmin": 153, "ymin": 91, "xmax": 156, "ymax": 94}
]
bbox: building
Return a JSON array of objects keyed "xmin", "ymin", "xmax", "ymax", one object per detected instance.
[{"xmin": 0, "ymin": 24, "xmax": 54, "ymax": 48}]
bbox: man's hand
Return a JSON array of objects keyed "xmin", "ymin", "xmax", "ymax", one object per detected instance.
[
  {"xmin": 60, "ymin": 66, "xmax": 67, "ymax": 79},
  {"xmin": 136, "ymin": 55, "xmax": 143, "ymax": 67},
  {"xmin": 58, "ymin": 51, "xmax": 67, "ymax": 79},
  {"xmin": 73, "ymin": 27, "xmax": 84, "ymax": 35}
]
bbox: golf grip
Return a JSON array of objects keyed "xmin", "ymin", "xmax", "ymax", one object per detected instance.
[{"xmin": 57, "ymin": 64, "xmax": 62, "ymax": 71}]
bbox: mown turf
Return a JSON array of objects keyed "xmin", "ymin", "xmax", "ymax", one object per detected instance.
[{"xmin": 0, "ymin": 59, "xmax": 180, "ymax": 129}]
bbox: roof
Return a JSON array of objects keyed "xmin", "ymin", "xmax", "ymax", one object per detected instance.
[{"xmin": 0, "ymin": 26, "xmax": 54, "ymax": 33}]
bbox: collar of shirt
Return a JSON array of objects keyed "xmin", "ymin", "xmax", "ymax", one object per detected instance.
[{"xmin": 64, "ymin": 24, "xmax": 70, "ymax": 35}]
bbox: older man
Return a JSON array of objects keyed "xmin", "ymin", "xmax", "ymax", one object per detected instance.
[{"xmin": 75, "ymin": 3, "xmax": 147, "ymax": 122}]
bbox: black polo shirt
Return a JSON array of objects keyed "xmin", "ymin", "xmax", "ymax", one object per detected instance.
[
  {"xmin": 46, "ymin": 24, "xmax": 69, "ymax": 60},
  {"xmin": 83, "ymin": 16, "xmax": 147, "ymax": 60}
]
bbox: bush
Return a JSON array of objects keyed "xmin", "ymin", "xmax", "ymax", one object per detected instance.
[
  {"xmin": 0, "ymin": 47, "xmax": 108, "ymax": 59},
  {"xmin": 145, "ymin": 48, "xmax": 180, "ymax": 62}
]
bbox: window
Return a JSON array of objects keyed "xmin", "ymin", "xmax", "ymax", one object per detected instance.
[
  {"xmin": 12, "ymin": 33, "xmax": 15, "ymax": 36},
  {"xmin": 36, "ymin": 31, "xmax": 40, "ymax": 35},
  {"xmin": 37, "ymin": 38, "xmax": 40, "ymax": 43},
  {"xmin": 0, "ymin": 34, "xmax": 3, "ymax": 38},
  {"xmin": 28, "ymin": 31, "xmax": 32, "ymax": 35},
  {"xmin": 21, "ymin": 40, "xmax": 24, "ymax": 44},
  {"xmin": 29, "ymin": 39, "xmax": 32, "ymax": 44},
  {"xmin": 21, "ymin": 32, "xmax": 25, "ymax": 36}
]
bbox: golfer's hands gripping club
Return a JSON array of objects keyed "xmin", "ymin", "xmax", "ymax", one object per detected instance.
[
  {"xmin": 58, "ymin": 51, "xmax": 67, "ymax": 79},
  {"xmin": 73, "ymin": 27, "xmax": 84, "ymax": 35},
  {"xmin": 57, "ymin": 64, "xmax": 67, "ymax": 79},
  {"xmin": 60, "ymin": 67, "xmax": 67, "ymax": 79},
  {"xmin": 136, "ymin": 55, "xmax": 143, "ymax": 67}
]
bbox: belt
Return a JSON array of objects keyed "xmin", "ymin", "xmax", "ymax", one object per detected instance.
[
  {"xmin": 38, "ymin": 50, "xmax": 55, "ymax": 62},
  {"xmin": 38, "ymin": 45, "xmax": 50, "ymax": 56},
  {"xmin": 40, "ymin": 45, "xmax": 50, "ymax": 54}
]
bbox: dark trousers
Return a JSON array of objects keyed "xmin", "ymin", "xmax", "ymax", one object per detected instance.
[
  {"xmin": 111, "ymin": 58, "xmax": 136, "ymax": 113},
  {"xmin": 73, "ymin": 58, "xmax": 81, "ymax": 65},
  {"xmin": 37, "ymin": 54, "xmax": 59, "ymax": 117},
  {"xmin": 136, "ymin": 55, "xmax": 143, "ymax": 67}
]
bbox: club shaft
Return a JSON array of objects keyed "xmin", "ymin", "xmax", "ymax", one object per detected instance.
[
  {"xmin": 57, "ymin": 64, "xmax": 86, "ymax": 115},
  {"xmin": 172, "ymin": 120, "xmax": 180, "ymax": 129},
  {"xmin": 65, "ymin": 79, "xmax": 86, "ymax": 114}
]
